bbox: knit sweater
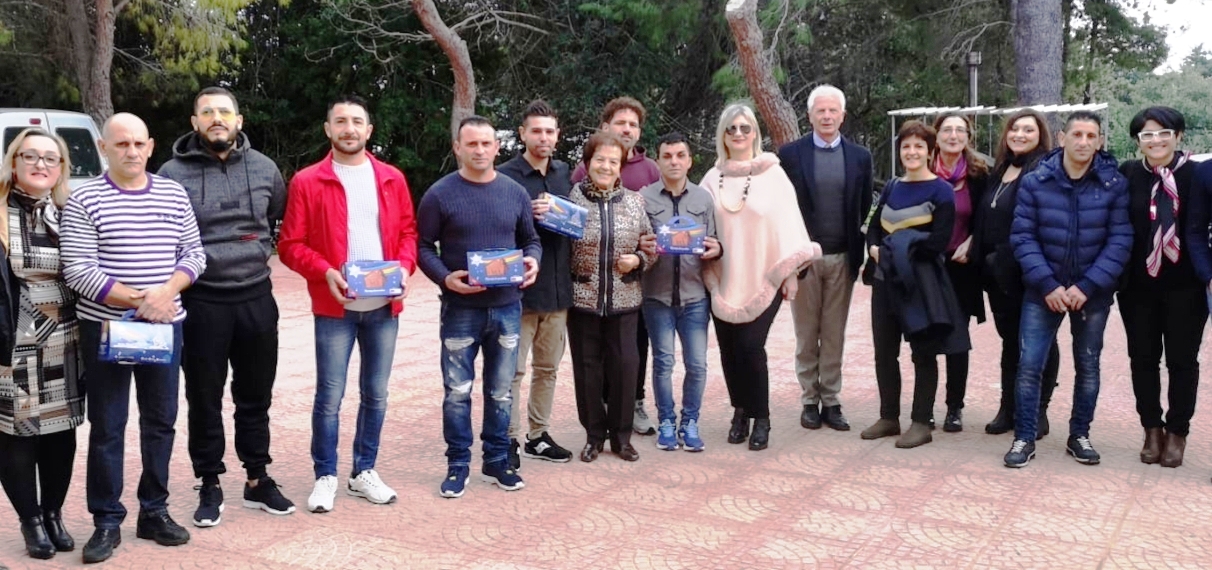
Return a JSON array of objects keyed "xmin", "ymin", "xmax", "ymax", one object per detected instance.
[
  {"xmin": 700, "ymin": 153, "xmax": 821, "ymax": 323},
  {"xmin": 417, "ymin": 171, "xmax": 542, "ymax": 308},
  {"xmin": 60, "ymin": 173, "xmax": 206, "ymax": 323}
]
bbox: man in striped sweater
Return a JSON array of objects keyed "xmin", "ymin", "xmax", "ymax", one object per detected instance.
[{"xmin": 60, "ymin": 113, "xmax": 207, "ymax": 564}]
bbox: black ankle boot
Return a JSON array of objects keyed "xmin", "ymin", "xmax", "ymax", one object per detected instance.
[
  {"xmin": 728, "ymin": 408, "xmax": 749, "ymax": 444},
  {"xmin": 42, "ymin": 509, "xmax": 74, "ymax": 551},
  {"xmin": 749, "ymin": 418, "xmax": 771, "ymax": 450},
  {"xmin": 1036, "ymin": 404, "xmax": 1051, "ymax": 440},
  {"xmin": 985, "ymin": 406, "xmax": 1014, "ymax": 435},
  {"xmin": 20, "ymin": 515, "xmax": 55, "ymax": 559}
]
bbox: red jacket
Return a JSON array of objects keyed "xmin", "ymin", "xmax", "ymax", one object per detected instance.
[{"xmin": 279, "ymin": 152, "xmax": 418, "ymax": 318}]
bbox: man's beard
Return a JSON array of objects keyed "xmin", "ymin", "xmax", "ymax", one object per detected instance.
[{"xmin": 201, "ymin": 128, "xmax": 239, "ymax": 153}]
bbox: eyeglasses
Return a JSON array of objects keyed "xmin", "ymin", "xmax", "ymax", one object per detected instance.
[
  {"xmin": 725, "ymin": 124, "xmax": 753, "ymax": 136},
  {"xmin": 197, "ymin": 107, "xmax": 237, "ymax": 120},
  {"xmin": 16, "ymin": 151, "xmax": 62, "ymax": 167},
  {"xmin": 940, "ymin": 127, "xmax": 969, "ymax": 135},
  {"xmin": 1137, "ymin": 129, "xmax": 1175, "ymax": 142}
]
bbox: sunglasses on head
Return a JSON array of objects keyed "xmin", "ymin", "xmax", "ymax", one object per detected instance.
[{"xmin": 725, "ymin": 124, "xmax": 753, "ymax": 136}]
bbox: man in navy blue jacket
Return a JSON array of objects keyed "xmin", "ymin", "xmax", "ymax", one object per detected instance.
[{"xmin": 1004, "ymin": 111, "xmax": 1132, "ymax": 468}]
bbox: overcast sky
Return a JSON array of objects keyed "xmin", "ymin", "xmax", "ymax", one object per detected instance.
[{"xmin": 1132, "ymin": 0, "xmax": 1212, "ymax": 71}]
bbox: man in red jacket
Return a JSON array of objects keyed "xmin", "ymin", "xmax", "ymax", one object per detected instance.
[{"xmin": 278, "ymin": 95, "xmax": 418, "ymax": 513}]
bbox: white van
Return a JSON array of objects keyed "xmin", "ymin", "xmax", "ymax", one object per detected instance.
[{"xmin": 0, "ymin": 109, "xmax": 107, "ymax": 189}]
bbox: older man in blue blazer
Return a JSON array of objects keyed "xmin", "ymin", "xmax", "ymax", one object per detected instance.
[{"xmin": 777, "ymin": 85, "xmax": 874, "ymax": 433}]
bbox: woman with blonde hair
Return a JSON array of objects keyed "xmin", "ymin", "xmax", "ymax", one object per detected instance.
[
  {"xmin": 701, "ymin": 103, "xmax": 821, "ymax": 451},
  {"xmin": 0, "ymin": 128, "xmax": 84, "ymax": 560}
]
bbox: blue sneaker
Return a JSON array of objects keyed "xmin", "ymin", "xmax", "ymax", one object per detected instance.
[
  {"xmin": 440, "ymin": 466, "xmax": 469, "ymax": 498},
  {"xmin": 679, "ymin": 419, "xmax": 705, "ymax": 452},
  {"xmin": 481, "ymin": 461, "xmax": 524, "ymax": 491},
  {"xmin": 656, "ymin": 420, "xmax": 680, "ymax": 450}
]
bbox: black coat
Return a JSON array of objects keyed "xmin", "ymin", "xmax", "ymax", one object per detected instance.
[
  {"xmin": 1118, "ymin": 157, "xmax": 1202, "ymax": 293},
  {"xmin": 0, "ymin": 245, "xmax": 16, "ymax": 366},
  {"xmin": 778, "ymin": 135, "xmax": 874, "ymax": 282},
  {"xmin": 877, "ymin": 229, "xmax": 971, "ymax": 356},
  {"xmin": 945, "ymin": 167, "xmax": 988, "ymax": 323}
]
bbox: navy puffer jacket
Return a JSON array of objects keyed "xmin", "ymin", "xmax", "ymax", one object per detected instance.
[{"xmin": 1011, "ymin": 148, "xmax": 1132, "ymax": 310}]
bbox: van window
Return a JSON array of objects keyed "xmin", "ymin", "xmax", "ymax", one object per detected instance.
[
  {"xmin": 55, "ymin": 128, "xmax": 104, "ymax": 178},
  {"xmin": 1, "ymin": 126, "xmax": 104, "ymax": 179}
]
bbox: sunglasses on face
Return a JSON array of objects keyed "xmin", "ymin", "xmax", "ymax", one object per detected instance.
[
  {"xmin": 17, "ymin": 151, "xmax": 62, "ymax": 167},
  {"xmin": 725, "ymin": 124, "xmax": 753, "ymax": 136},
  {"xmin": 197, "ymin": 107, "xmax": 237, "ymax": 121},
  {"xmin": 1137, "ymin": 129, "xmax": 1175, "ymax": 142}
]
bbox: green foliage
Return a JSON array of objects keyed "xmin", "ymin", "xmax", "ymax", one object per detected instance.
[{"xmin": 1098, "ymin": 65, "xmax": 1212, "ymax": 159}]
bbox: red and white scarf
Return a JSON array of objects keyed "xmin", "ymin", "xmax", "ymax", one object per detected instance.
[{"xmin": 1146, "ymin": 152, "xmax": 1190, "ymax": 277}]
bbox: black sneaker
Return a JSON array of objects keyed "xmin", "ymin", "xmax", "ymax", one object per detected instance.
[
  {"xmin": 508, "ymin": 438, "xmax": 522, "ymax": 470},
  {"xmin": 523, "ymin": 432, "xmax": 573, "ymax": 462},
  {"xmin": 1066, "ymin": 435, "xmax": 1101, "ymax": 465},
  {"xmin": 1003, "ymin": 439, "xmax": 1035, "ymax": 468},
  {"xmin": 243, "ymin": 476, "xmax": 297, "ymax": 515},
  {"xmin": 192, "ymin": 482, "xmax": 223, "ymax": 528},
  {"xmin": 135, "ymin": 512, "xmax": 190, "ymax": 546},
  {"xmin": 82, "ymin": 528, "xmax": 121, "ymax": 564}
]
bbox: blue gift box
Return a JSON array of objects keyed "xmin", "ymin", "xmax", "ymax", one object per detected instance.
[
  {"xmin": 656, "ymin": 215, "xmax": 707, "ymax": 255},
  {"xmin": 99, "ymin": 319, "xmax": 175, "ymax": 365},
  {"xmin": 343, "ymin": 260, "xmax": 405, "ymax": 298},
  {"xmin": 467, "ymin": 249, "xmax": 525, "ymax": 287},
  {"xmin": 537, "ymin": 194, "xmax": 587, "ymax": 239}
]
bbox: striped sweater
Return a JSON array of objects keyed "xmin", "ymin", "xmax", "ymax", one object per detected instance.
[{"xmin": 60, "ymin": 173, "xmax": 207, "ymax": 322}]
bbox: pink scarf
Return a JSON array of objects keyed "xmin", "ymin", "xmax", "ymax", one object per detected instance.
[
  {"xmin": 1146, "ymin": 152, "xmax": 1190, "ymax": 277},
  {"xmin": 934, "ymin": 153, "xmax": 969, "ymax": 194}
]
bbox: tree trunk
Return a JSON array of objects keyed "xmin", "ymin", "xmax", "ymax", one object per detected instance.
[
  {"xmin": 724, "ymin": 0, "xmax": 800, "ymax": 148},
  {"xmin": 82, "ymin": 0, "xmax": 120, "ymax": 125},
  {"xmin": 1013, "ymin": 0, "xmax": 1063, "ymax": 105},
  {"xmin": 411, "ymin": 0, "xmax": 476, "ymax": 140}
]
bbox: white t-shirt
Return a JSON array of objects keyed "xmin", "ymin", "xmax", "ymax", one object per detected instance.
[{"xmin": 333, "ymin": 160, "xmax": 388, "ymax": 312}]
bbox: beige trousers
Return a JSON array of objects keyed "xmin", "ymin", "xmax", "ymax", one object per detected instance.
[
  {"xmin": 509, "ymin": 308, "xmax": 568, "ymax": 440},
  {"xmin": 791, "ymin": 253, "xmax": 855, "ymax": 407}
]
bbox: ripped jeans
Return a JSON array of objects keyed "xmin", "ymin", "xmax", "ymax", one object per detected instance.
[
  {"xmin": 1014, "ymin": 301, "xmax": 1110, "ymax": 442},
  {"xmin": 440, "ymin": 300, "xmax": 522, "ymax": 468},
  {"xmin": 312, "ymin": 306, "xmax": 399, "ymax": 479}
]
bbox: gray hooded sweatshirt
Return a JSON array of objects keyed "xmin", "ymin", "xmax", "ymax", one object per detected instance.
[{"xmin": 158, "ymin": 131, "xmax": 286, "ymax": 300}]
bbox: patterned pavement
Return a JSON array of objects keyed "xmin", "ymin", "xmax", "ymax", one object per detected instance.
[{"xmin": 2, "ymin": 256, "xmax": 1211, "ymax": 569}]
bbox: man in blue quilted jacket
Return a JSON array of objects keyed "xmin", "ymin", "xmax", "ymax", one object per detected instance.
[{"xmin": 1003, "ymin": 111, "xmax": 1132, "ymax": 468}]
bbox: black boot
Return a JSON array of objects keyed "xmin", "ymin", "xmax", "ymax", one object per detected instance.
[
  {"xmin": 749, "ymin": 418, "xmax": 771, "ymax": 451},
  {"xmin": 728, "ymin": 408, "xmax": 749, "ymax": 444},
  {"xmin": 42, "ymin": 509, "xmax": 74, "ymax": 551},
  {"xmin": 20, "ymin": 515, "xmax": 55, "ymax": 559},
  {"xmin": 1037, "ymin": 379, "xmax": 1056, "ymax": 440},
  {"xmin": 985, "ymin": 405, "xmax": 1014, "ymax": 435}
]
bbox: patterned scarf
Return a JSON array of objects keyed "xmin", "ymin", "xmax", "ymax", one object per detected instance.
[
  {"xmin": 1146, "ymin": 152, "xmax": 1190, "ymax": 277},
  {"xmin": 934, "ymin": 153, "xmax": 969, "ymax": 195}
]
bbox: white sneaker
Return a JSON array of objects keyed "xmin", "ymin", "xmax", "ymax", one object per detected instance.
[
  {"xmin": 307, "ymin": 475, "xmax": 338, "ymax": 513},
  {"xmin": 633, "ymin": 398, "xmax": 656, "ymax": 435},
  {"xmin": 348, "ymin": 469, "xmax": 398, "ymax": 504}
]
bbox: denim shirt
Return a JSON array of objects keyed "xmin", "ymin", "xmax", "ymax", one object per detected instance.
[{"xmin": 639, "ymin": 180, "xmax": 717, "ymax": 307}]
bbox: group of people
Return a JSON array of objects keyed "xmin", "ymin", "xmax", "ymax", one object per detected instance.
[{"xmin": 0, "ymin": 82, "xmax": 1210, "ymax": 564}]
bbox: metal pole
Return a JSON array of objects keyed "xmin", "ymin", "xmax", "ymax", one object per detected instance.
[
  {"xmin": 890, "ymin": 116, "xmax": 897, "ymax": 176},
  {"xmin": 967, "ymin": 51, "xmax": 982, "ymax": 107}
]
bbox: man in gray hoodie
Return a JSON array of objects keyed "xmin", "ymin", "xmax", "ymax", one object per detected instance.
[{"xmin": 158, "ymin": 87, "xmax": 293, "ymax": 527}]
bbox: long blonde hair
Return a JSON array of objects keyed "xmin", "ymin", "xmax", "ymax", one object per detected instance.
[{"xmin": 0, "ymin": 128, "xmax": 73, "ymax": 249}]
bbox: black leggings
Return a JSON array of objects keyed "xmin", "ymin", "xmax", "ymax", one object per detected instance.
[
  {"xmin": 714, "ymin": 296, "xmax": 782, "ymax": 420},
  {"xmin": 1119, "ymin": 287, "xmax": 1207, "ymax": 436},
  {"xmin": 0, "ymin": 430, "xmax": 77, "ymax": 519}
]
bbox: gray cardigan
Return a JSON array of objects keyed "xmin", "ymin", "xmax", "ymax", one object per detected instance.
[{"xmin": 639, "ymin": 180, "xmax": 717, "ymax": 306}]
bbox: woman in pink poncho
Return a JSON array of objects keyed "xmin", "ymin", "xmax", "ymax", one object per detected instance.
[{"xmin": 700, "ymin": 103, "xmax": 821, "ymax": 451}]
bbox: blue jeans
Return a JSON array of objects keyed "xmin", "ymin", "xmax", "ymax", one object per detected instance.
[
  {"xmin": 643, "ymin": 298, "xmax": 709, "ymax": 425},
  {"xmin": 81, "ymin": 320, "xmax": 183, "ymax": 529},
  {"xmin": 440, "ymin": 301, "xmax": 522, "ymax": 468},
  {"xmin": 1014, "ymin": 301, "xmax": 1110, "ymax": 442},
  {"xmin": 311, "ymin": 306, "xmax": 399, "ymax": 478}
]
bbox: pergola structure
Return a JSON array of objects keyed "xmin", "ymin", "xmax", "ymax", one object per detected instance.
[{"xmin": 884, "ymin": 103, "xmax": 1109, "ymax": 174}]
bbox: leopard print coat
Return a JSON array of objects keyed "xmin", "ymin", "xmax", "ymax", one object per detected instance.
[{"xmin": 568, "ymin": 181, "xmax": 654, "ymax": 316}]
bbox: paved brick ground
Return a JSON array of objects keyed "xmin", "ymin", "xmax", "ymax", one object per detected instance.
[{"xmin": 2, "ymin": 257, "xmax": 1211, "ymax": 569}]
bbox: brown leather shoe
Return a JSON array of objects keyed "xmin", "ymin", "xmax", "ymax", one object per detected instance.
[
  {"xmin": 1140, "ymin": 427, "xmax": 1164, "ymax": 464},
  {"xmin": 894, "ymin": 421, "xmax": 933, "ymax": 449},
  {"xmin": 860, "ymin": 418, "xmax": 901, "ymax": 440},
  {"xmin": 580, "ymin": 442, "xmax": 602, "ymax": 463},
  {"xmin": 1160, "ymin": 432, "xmax": 1185, "ymax": 468},
  {"xmin": 615, "ymin": 443, "xmax": 640, "ymax": 462}
]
